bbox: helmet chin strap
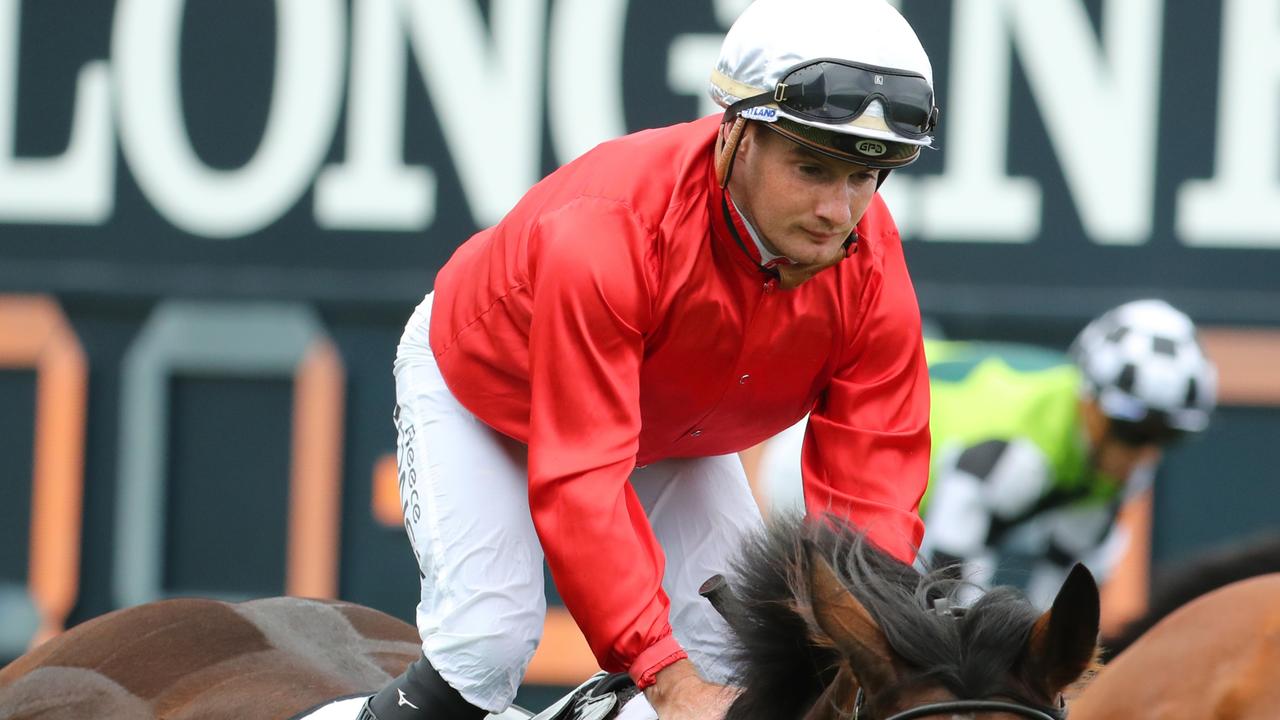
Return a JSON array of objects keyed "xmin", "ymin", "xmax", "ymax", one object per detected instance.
[{"xmin": 715, "ymin": 117, "xmax": 748, "ymax": 187}]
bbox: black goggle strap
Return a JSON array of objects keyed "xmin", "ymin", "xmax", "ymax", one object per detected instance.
[{"xmin": 721, "ymin": 91, "xmax": 783, "ymax": 124}]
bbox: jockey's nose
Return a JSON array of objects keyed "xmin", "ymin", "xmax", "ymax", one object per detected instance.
[{"xmin": 813, "ymin": 182, "xmax": 854, "ymax": 229}]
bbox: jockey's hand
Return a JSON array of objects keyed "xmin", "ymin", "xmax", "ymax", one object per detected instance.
[{"xmin": 642, "ymin": 659, "xmax": 739, "ymax": 720}]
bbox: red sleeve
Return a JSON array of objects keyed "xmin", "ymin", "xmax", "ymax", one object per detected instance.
[
  {"xmin": 802, "ymin": 227, "xmax": 931, "ymax": 564},
  {"xmin": 524, "ymin": 197, "xmax": 687, "ymax": 687}
]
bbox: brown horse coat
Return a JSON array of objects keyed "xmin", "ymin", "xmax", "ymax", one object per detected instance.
[
  {"xmin": 3, "ymin": 516, "xmax": 1109, "ymax": 720},
  {"xmin": 0, "ymin": 597, "xmax": 420, "ymax": 720},
  {"xmin": 1073, "ymin": 573, "xmax": 1280, "ymax": 720}
]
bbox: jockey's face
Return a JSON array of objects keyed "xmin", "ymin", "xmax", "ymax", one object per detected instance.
[
  {"xmin": 728, "ymin": 123, "xmax": 880, "ymax": 266},
  {"xmin": 1095, "ymin": 434, "xmax": 1164, "ymax": 484},
  {"xmin": 1081, "ymin": 399, "xmax": 1164, "ymax": 484}
]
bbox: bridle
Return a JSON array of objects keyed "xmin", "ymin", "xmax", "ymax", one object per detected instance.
[{"xmin": 852, "ymin": 688, "xmax": 1068, "ymax": 720}]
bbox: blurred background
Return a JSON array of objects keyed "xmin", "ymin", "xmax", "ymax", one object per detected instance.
[{"xmin": 1, "ymin": 0, "xmax": 1277, "ymax": 710}]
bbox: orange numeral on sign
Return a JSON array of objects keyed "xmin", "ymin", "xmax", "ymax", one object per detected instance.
[{"xmin": 0, "ymin": 295, "xmax": 87, "ymax": 649}]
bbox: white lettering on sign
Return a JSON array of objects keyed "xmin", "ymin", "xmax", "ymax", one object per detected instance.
[
  {"xmin": 0, "ymin": 0, "xmax": 1276, "ymax": 251},
  {"xmin": 0, "ymin": 0, "xmax": 113, "ymax": 224},
  {"xmin": 113, "ymin": 0, "xmax": 345, "ymax": 238},
  {"xmin": 315, "ymin": 0, "xmax": 437, "ymax": 232},
  {"xmin": 663, "ymin": 0, "xmax": 754, "ymax": 118},
  {"xmin": 1176, "ymin": 0, "xmax": 1280, "ymax": 247},
  {"xmin": 1010, "ymin": 0, "xmax": 1163, "ymax": 245},
  {"xmin": 916, "ymin": 0, "xmax": 1162, "ymax": 245},
  {"xmin": 321, "ymin": 0, "xmax": 550, "ymax": 231},
  {"xmin": 666, "ymin": 33, "xmax": 722, "ymax": 120},
  {"xmin": 401, "ymin": 0, "xmax": 546, "ymax": 227},
  {"xmin": 549, "ymin": 0, "xmax": 627, "ymax": 165}
]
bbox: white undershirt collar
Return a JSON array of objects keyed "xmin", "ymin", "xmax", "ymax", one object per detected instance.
[{"xmin": 730, "ymin": 197, "xmax": 787, "ymax": 265}]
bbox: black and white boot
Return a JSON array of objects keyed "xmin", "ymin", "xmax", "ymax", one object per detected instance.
[{"xmin": 358, "ymin": 654, "xmax": 488, "ymax": 720}]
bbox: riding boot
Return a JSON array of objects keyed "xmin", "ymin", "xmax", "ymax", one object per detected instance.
[{"xmin": 357, "ymin": 653, "xmax": 488, "ymax": 720}]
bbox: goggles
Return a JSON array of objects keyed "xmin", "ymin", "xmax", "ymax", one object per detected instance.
[
  {"xmin": 1107, "ymin": 416, "xmax": 1185, "ymax": 448},
  {"xmin": 725, "ymin": 58, "xmax": 939, "ymax": 140}
]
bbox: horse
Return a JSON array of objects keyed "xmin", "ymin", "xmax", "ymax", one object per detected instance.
[
  {"xmin": 1102, "ymin": 531, "xmax": 1280, "ymax": 659},
  {"xmin": 719, "ymin": 515, "xmax": 1101, "ymax": 720},
  {"xmin": 0, "ymin": 596, "xmax": 425, "ymax": 720},
  {"xmin": 1072, "ymin": 573, "xmax": 1280, "ymax": 720},
  {"xmin": 0, "ymin": 515, "xmax": 1102, "ymax": 720}
]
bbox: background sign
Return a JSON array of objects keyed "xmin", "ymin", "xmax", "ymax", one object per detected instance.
[{"xmin": 1, "ymin": 0, "xmax": 1278, "ymax": 700}]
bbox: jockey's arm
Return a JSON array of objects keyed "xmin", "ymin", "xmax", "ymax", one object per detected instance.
[
  {"xmin": 523, "ymin": 200, "xmax": 691, "ymax": 688},
  {"xmin": 798, "ymin": 225, "xmax": 932, "ymax": 564},
  {"xmin": 643, "ymin": 660, "xmax": 738, "ymax": 720}
]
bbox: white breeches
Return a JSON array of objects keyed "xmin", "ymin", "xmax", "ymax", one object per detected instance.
[{"xmin": 393, "ymin": 293, "xmax": 763, "ymax": 713}]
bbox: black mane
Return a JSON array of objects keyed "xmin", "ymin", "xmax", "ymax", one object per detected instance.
[{"xmin": 722, "ymin": 514, "xmax": 1045, "ymax": 719}]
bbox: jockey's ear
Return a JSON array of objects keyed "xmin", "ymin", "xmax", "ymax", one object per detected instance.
[
  {"xmin": 1025, "ymin": 563, "xmax": 1101, "ymax": 695},
  {"xmin": 803, "ymin": 540, "xmax": 899, "ymax": 693}
]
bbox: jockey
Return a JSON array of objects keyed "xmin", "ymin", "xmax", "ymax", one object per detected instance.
[
  {"xmin": 920, "ymin": 299, "xmax": 1217, "ymax": 607},
  {"xmin": 361, "ymin": 1, "xmax": 939, "ymax": 719},
  {"xmin": 759, "ymin": 300, "xmax": 1216, "ymax": 608}
]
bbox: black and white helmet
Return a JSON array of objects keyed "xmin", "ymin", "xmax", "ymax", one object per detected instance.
[{"xmin": 1071, "ymin": 299, "xmax": 1217, "ymax": 437}]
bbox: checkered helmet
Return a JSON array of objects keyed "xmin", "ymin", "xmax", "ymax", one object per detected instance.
[{"xmin": 1071, "ymin": 300, "xmax": 1217, "ymax": 433}]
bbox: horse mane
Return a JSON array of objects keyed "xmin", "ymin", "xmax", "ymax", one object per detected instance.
[
  {"xmin": 1103, "ymin": 531, "xmax": 1280, "ymax": 659},
  {"xmin": 722, "ymin": 514, "xmax": 1046, "ymax": 719}
]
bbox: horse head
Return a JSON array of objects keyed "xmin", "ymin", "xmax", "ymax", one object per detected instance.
[{"xmin": 721, "ymin": 516, "xmax": 1101, "ymax": 720}]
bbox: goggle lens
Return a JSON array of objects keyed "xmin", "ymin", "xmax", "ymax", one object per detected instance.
[
  {"xmin": 1108, "ymin": 418, "xmax": 1185, "ymax": 448},
  {"xmin": 777, "ymin": 60, "xmax": 937, "ymax": 137}
]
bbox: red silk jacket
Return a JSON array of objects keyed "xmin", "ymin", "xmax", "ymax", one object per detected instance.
[{"xmin": 429, "ymin": 114, "xmax": 931, "ymax": 688}]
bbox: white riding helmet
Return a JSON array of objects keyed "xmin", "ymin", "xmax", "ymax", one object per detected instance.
[
  {"xmin": 710, "ymin": 0, "xmax": 938, "ymax": 170},
  {"xmin": 1071, "ymin": 299, "xmax": 1217, "ymax": 438}
]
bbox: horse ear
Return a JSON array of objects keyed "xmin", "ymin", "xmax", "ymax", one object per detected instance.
[
  {"xmin": 1026, "ymin": 563, "xmax": 1101, "ymax": 694},
  {"xmin": 804, "ymin": 541, "xmax": 899, "ymax": 692}
]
